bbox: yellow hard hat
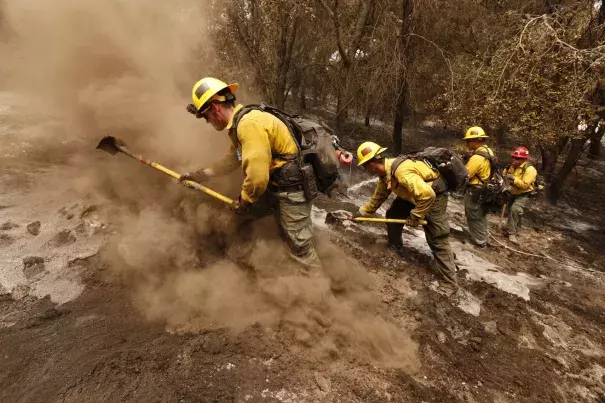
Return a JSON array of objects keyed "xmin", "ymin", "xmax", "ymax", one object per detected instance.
[
  {"xmin": 463, "ymin": 126, "xmax": 488, "ymax": 140},
  {"xmin": 357, "ymin": 141, "xmax": 387, "ymax": 166},
  {"xmin": 191, "ymin": 77, "xmax": 239, "ymax": 113}
]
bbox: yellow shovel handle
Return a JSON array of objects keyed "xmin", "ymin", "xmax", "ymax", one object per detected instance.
[
  {"xmin": 117, "ymin": 145, "xmax": 234, "ymax": 205},
  {"xmin": 148, "ymin": 162, "xmax": 233, "ymax": 205},
  {"xmin": 349, "ymin": 217, "xmax": 428, "ymax": 225}
]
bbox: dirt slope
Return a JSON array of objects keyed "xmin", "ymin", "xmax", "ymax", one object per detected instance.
[{"xmin": 1, "ymin": 158, "xmax": 605, "ymax": 402}]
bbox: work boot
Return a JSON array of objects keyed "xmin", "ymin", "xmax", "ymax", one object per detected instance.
[
  {"xmin": 508, "ymin": 235, "xmax": 520, "ymax": 245},
  {"xmin": 388, "ymin": 244, "xmax": 406, "ymax": 258},
  {"xmin": 473, "ymin": 241, "xmax": 487, "ymax": 249}
]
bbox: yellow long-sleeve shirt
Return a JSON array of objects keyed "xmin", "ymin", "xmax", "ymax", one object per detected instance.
[
  {"xmin": 360, "ymin": 158, "xmax": 439, "ymax": 219},
  {"xmin": 503, "ymin": 162, "xmax": 537, "ymax": 195},
  {"xmin": 207, "ymin": 104, "xmax": 299, "ymax": 203},
  {"xmin": 466, "ymin": 145, "xmax": 494, "ymax": 186}
]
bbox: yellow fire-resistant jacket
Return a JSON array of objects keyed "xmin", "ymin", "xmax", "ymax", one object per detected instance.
[
  {"xmin": 503, "ymin": 161, "xmax": 537, "ymax": 195},
  {"xmin": 208, "ymin": 104, "xmax": 299, "ymax": 203},
  {"xmin": 466, "ymin": 145, "xmax": 494, "ymax": 186},
  {"xmin": 360, "ymin": 158, "xmax": 439, "ymax": 219}
]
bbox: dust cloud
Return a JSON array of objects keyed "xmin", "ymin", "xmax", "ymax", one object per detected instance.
[{"xmin": 0, "ymin": 0, "xmax": 419, "ymax": 371}]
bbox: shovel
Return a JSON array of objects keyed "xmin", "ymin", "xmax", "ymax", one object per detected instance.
[
  {"xmin": 499, "ymin": 203, "xmax": 508, "ymax": 232},
  {"xmin": 96, "ymin": 136, "xmax": 234, "ymax": 205},
  {"xmin": 325, "ymin": 211, "xmax": 427, "ymax": 226}
]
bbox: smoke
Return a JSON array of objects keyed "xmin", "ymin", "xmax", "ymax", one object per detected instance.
[{"xmin": 0, "ymin": 0, "xmax": 419, "ymax": 371}]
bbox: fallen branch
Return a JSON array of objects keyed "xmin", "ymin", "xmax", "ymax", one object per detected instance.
[{"xmin": 489, "ymin": 235, "xmax": 555, "ymax": 260}]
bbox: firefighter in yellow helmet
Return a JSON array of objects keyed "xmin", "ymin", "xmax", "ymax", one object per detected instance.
[
  {"xmin": 354, "ymin": 141, "xmax": 458, "ymax": 287},
  {"xmin": 182, "ymin": 77, "xmax": 320, "ymax": 269},
  {"xmin": 463, "ymin": 126, "xmax": 495, "ymax": 248}
]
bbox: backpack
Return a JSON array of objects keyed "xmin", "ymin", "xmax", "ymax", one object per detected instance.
[
  {"xmin": 471, "ymin": 147, "xmax": 506, "ymax": 204},
  {"xmin": 390, "ymin": 147, "xmax": 469, "ymax": 193},
  {"xmin": 232, "ymin": 103, "xmax": 340, "ymax": 196}
]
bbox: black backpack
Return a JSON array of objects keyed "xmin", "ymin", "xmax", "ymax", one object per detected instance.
[
  {"xmin": 232, "ymin": 103, "xmax": 340, "ymax": 196},
  {"xmin": 390, "ymin": 147, "xmax": 469, "ymax": 193}
]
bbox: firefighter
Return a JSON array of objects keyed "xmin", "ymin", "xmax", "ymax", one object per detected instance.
[
  {"xmin": 503, "ymin": 146, "xmax": 537, "ymax": 244},
  {"xmin": 182, "ymin": 77, "xmax": 320, "ymax": 269},
  {"xmin": 354, "ymin": 141, "xmax": 458, "ymax": 287},
  {"xmin": 463, "ymin": 126, "xmax": 495, "ymax": 248}
]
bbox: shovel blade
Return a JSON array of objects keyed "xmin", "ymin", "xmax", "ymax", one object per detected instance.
[
  {"xmin": 325, "ymin": 210, "xmax": 351, "ymax": 226},
  {"xmin": 96, "ymin": 136, "xmax": 123, "ymax": 155},
  {"xmin": 325, "ymin": 211, "xmax": 341, "ymax": 226}
]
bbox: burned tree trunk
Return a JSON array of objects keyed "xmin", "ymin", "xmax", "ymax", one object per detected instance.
[
  {"xmin": 392, "ymin": 0, "xmax": 413, "ymax": 154},
  {"xmin": 588, "ymin": 125, "xmax": 604, "ymax": 159},
  {"xmin": 546, "ymin": 137, "xmax": 588, "ymax": 205}
]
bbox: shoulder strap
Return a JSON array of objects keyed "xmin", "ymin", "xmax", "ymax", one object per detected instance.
[
  {"xmin": 390, "ymin": 155, "xmax": 407, "ymax": 178},
  {"xmin": 471, "ymin": 146, "xmax": 497, "ymax": 183},
  {"xmin": 471, "ymin": 146, "xmax": 493, "ymax": 162},
  {"xmin": 232, "ymin": 104, "xmax": 261, "ymax": 131},
  {"xmin": 232, "ymin": 103, "xmax": 303, "ymax": 160},
  {"xmin": 521, "ymin": 162, "xmax": 539, "ymax": 185}
]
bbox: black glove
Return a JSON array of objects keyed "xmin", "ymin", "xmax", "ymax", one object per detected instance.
[
  {"xmin": 230, "ymin": 197, "xmax": 251, "ymax": 215},
  {"xmin": 406, "ymin": 215, "xmax": 422, "ymax": 227},
  {"xmin": 180, "ymin": 169, "xmax": 209, "ymax": 183}
]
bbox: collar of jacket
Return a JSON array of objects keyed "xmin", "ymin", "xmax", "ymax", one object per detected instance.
[
  {"xmin": 226, "ymin": 104, "xmax": 244, "ymax": 130},
  {"xmin": 383, "ymin": 158, "xmax": 395, "ymax": 190}
]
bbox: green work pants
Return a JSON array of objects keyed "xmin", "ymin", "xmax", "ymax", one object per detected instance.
[
  {"xmin": 464, "ymin": 188, "xmax": 488, "ymax": 246},
  {"xmin": 507, "ymin": 194, "xmax": 529, "ymax": 235},
  {"xmin": 386, "ymin": 194, "xmax": 458, "ymax": 284},
  {"xmin": 246, "ymin": 189, "xmax": 320, "ymax": 269}
]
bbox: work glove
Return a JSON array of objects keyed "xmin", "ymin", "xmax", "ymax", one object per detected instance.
[
  {"xmin": 406, "ymin": 215, "xmax": 422, "ymax": 227},
  {"xmin": 230, "ymin": 197, "xmax": 251, "ymax": 215},
  {"xmin": 180, "ymin": 169, "xmax": 210, "ymax": 184}
]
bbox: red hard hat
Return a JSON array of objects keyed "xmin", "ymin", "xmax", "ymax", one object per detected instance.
[{"xmin": 511, "ymin": 146, "xmax": 529, "ymax": 159}]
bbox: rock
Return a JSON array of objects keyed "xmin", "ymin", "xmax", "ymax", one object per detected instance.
[
  {"xmin": 437, "ymin": 332, "xmax": 447, "ymax": 343},
  {"xmin": 11, "ymin": 284, "xmax": 31, "ymax": 300},
  {"xmin": 0, "ymin": 233, "xmax": 15, "ymax": 247},
  {"xmin": 314, "ymin": 372, "xmax": 331, "ymax": 393},
  {"xmin": 80, "ymin": 205, "xmax": 98, "ymax": 219},
  {"xmin": 66, "ymin": 213, "xmax": 74, "ymax": 220},
  {"xmin": 496, "ymin": 322, "xmax": 515, "ymax": 339},
  {"xmin": 0, "ymin": 284, "xmax": 9, "ymax": 296},
  {"xmin": 49, "ymin": 230, "xmax": 76, "ymax": 247},
  {"xmin": 27, "ymin": 221, "xmax": 41, "ymax": 236},
  {"xmin": 483, "ymin": 321, "xmax": 498, "ymax": 335},
  {"xmin": 1, "ymin": 222, "xmax": 19, "ymax": 230},
  {"xmin": 414, "ymin": 312, "xmax": 422, "ymax": 321},
  {"xmin": 469, "ymin": 336, "xmax": 482, "ymax": 352},
  {"xmin": 382, "ymin": 294, "xmax": 396, "ymax": 304},
  {"xmin": 23, "ymin": 256, "xmax": 46, "ymax": 279},
  {"xmin": 23, "ymin": 256, "xmax": 44, "ymax": 266},
  {"xmin": 39, "ymin": 308, "xmax": 62, "ymax": 320}
]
